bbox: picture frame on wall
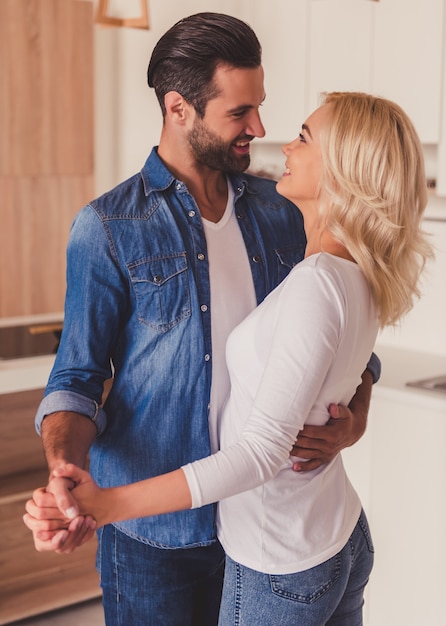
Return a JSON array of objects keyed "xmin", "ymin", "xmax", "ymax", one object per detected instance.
[{"xmin": 95, "ymin": 0, "xmax": 150, "ymax": 30}]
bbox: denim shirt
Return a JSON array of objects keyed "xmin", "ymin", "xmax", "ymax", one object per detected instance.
[{"xmin": 36, "ymin": 148, "xmax": 379, "ymax": 547}]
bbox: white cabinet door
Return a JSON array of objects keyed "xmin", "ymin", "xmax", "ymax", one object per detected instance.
[
  {"xmin": 268, "ymin": 0, "xmax": 444, "ymax": 145},
  {"xmin": 372, "ymin": 0, "xmax": 445, "ymax": 144},
  {"xmin": 345, "ymin": 389, "xmax": 446, "ymax": 626},
  {"xmin": 436, "ymin": 6, "xmax": 446, "ymax": 196},
  {"xmin": 307, "ymin": 0, "xmax": 374, "ymax": 113},
  {"xmin": 246, "ymin": 0, "xmax": 308, "ymax": 143}
]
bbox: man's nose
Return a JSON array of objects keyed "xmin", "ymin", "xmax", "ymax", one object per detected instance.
[{"xmin": 246, "ymin": 111, "xmax": 266, "ymax": 138}]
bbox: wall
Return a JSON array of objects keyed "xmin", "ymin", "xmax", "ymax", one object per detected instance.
[{"xmin": 92, "ymin": 1, "xmax": 446, "ymax": 359}]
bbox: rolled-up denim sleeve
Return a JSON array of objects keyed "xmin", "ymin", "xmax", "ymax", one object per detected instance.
[
  {"xmin": 366, "ymin": 352, "xmax": 381, "ymax": 384},
  {"xmin": 35, "ymin": 390, "xmax": 107, "ymax": 436}
]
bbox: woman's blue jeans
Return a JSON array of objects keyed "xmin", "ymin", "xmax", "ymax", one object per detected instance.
[
  {"xmin": 96, "ymin": 525, "xmax": 225, "ymax": 625},
  {"xmin": 218, "ymin": 509, "xmax": 374, "ymax": 626}
]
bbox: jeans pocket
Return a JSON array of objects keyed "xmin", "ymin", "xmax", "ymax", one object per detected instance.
[
  {"xmin": 128, "ymin": 253, "xmax": 191, "ymax": 332},
  {"xmin": 269, "ymin": 554, "xmax": 342, "ymax": 604},
  {"xmin": 357, "ymin": 509, "xmax": 375, "ymax": 553}
]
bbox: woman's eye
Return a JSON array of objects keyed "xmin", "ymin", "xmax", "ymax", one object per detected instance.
[{"xmin": 299, "ymin": 133, "xmax": 306, "ymax": 143}]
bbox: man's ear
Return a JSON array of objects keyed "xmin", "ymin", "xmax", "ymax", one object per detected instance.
[{"xmin": 164, "ymin": 91, "xmax": 191, "ymax": 124}]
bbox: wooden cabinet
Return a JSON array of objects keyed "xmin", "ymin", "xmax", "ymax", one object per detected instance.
[
  {"xmin": 0, "ymin": 0, "xmax": 94, "ymax": 319},
  {"xmin": 342, "ymin": 346, "xmax": 446, "ymax": 626},
  {"xmin": 0, "ymin": 384, "xmax": 100, "ymax": 625},
  {"xmin": 0, "ymin": 1, "xmax": 97, "ymax": 605}
]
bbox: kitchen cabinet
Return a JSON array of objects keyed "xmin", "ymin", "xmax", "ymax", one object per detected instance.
[
  {"xmin": 307, "ymin": 0, "xmax": 373, "ymax": 112},
  {"xmin": 309, "ymin": 0, "xmax": 444, "ymax": 144},
  {"xmin": 0, "ymin": 0, "xmax": 94, "ymax": 320},
  {"xmin": 372, "ymin": 0, "xmax": 444, "ymax": 145},
  {"xmin": 247, "ymin": 0, "xmax": 445, "ymax": 147},
  {"xmin": 437, "ymin": 22, "xmax": 446, "ymax": 197},
  {"xmin": 0, "ymin": 361, "xmax": 100, "ymax": 624},
  {"xmin": 248, "ymin": 0, "xmax": 308, "ymax": 143},
  {"xmin": 342, "ymin": 345, "xmax": 446, "ymax": 626}
]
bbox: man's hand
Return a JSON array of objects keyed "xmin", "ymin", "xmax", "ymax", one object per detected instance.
[
  {"xmin": 291, "ymin": 370, "xmax": 373, "ymax": 472},
  {"xmin": 23, "ymin": 471, "xmax": 96, "ymax": 554},
  {"xmin": 291, "ymin": 403, "xmax": 363, "ymax": 471}
]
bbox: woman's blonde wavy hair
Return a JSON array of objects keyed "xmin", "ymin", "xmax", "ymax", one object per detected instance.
[{"xmin": 319, "ymin": 91, "xmax": 434, "ymax": 327}]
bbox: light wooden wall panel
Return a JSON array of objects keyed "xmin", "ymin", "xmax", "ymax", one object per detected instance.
[
  {"xmin": 0, "ymin": 0, "xmax": 94, "ymax": 176},
  {"xmin": 0, "ymin": 175, "xmax": 93, "ymax": 317},
  {"xmin": 0, "ymin": 0, "xmax": 94, "ymax": 319}
]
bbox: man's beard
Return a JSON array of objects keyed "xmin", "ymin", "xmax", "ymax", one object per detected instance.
[{"xmin": 188, "ymin": 117, "xmax": 251, "ymax": 174}]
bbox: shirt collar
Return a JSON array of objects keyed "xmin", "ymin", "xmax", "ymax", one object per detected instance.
[{"xmin": 140, "ymin": 146, "xmax": 260, "ymax": 200}]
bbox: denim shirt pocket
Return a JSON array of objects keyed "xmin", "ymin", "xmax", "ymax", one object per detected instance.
[
  {"xmin": 275, "ymin": 243, "xmax": 306, "ymax": 283},
  {"xmin": 128, "ymin": 253, "xmax": 191, "ymax": 332}
]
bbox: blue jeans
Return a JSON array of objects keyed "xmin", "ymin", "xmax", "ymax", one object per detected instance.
[
  {"xmin": 218, "ymin": 510, "xmax": 374, "ymax": 626},
  {"xmin": 96, "ymin": 525, "xmax": 225, "ymax": 625}
]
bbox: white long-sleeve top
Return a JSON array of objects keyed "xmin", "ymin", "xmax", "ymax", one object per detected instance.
[{"xmin": 182, "ymin": 253, "xmax": 379, "ymax": 574}]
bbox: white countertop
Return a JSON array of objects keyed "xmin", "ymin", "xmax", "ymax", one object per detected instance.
[
  {"xmin": 373, "ymin": 343, "xmax": 446, "ymax": 410},
  {"xmin": 0, "ymin": 355, "xmax": 55, "ymax": 395}
]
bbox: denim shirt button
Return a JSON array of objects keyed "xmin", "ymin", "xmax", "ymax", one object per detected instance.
[
  {"xmin": 153, "ymin": 274, "xmax": 163, "ymax": 284},
  {"xmin": 204, "ymin": 354, "xmax": 210, "ymax": 361},
  {"xmin": 252, "ymin": 255, "xmax": 261, "ymax": 263},
  {"xmin": 200, "ymin": 304, "xmax": 208, "ymax": 312},
  {"xmin": 197, "ymin": 253, "xmax": 205, "ymax": 261},
  {"xmin": 236, "ymin": 213, "xmax": 243, "ymax": 219},
  {"xmin": 176, "ymin": 183, "xmax": 182, "ymax": 191},
  {"xmin": 188, "ymin": 210, "xmax": 196, "ymax": 217}
]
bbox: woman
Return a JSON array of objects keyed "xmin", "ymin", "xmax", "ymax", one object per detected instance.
[{"xmin": 47, "ymin": 92, "xmax": 433, "ymax": 625}]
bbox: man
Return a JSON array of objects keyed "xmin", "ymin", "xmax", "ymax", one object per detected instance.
[{"xmin": 23, "ymin": 13, "xmax": 379, "ymax": 626}]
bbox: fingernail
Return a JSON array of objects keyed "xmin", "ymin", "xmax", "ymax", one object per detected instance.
[
  {"xmin": 65, "ymin": 507, "xmax": 77, "ymax": 519},
  {"xmin": 57, "ymin": 530, "xmax": 69, "ymax": 545}
]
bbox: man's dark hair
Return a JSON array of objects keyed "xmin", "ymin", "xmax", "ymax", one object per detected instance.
[{"xmin": 147, "ymin": 12, "xmax": 262, "ymax": 118}]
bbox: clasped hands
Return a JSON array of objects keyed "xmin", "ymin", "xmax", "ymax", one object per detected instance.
[{"xmin": 23, "ymin": 465, "xmax": 100, "ymax": 553}]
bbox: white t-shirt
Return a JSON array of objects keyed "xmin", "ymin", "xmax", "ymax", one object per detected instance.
[
  {"xmin": 202, "ymin": 181, "xmax": 257, "ymax": 453},
  {"xmin": 183, "ymin": 252, "xmax": 379, "ymax": 574}
]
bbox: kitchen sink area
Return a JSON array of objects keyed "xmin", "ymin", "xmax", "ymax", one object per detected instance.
[{"xmin": 407, "ymin": 374, "xmax": 446, "ymax": 394}]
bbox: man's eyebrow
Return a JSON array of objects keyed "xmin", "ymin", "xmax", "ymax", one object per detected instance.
[
  {"xmin": 228, "ymin": 104, "xmax": 252, "ymax": 114},
  {"xmin": 228, "ymin": 95, "xmax": 266, "ymax": 115},
  {"xmin": 302, "ymin": 123, "xmax": 312, "ymax": 139}
]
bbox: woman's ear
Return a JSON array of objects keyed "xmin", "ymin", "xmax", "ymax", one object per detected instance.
[{"xmin": 164, "ymin": 91, "xmax": 190, "ymax": 124}]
